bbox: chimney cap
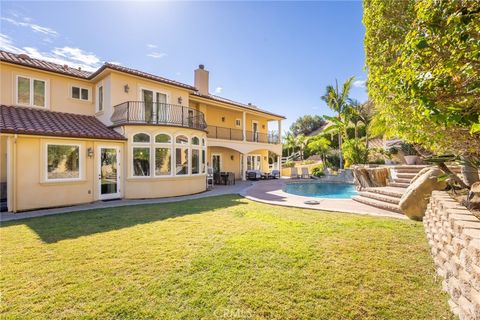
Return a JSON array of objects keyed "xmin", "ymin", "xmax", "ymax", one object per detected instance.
[
  {"xmin": 63, "ymin": 64, "xmax": 69, "ymax": 70},
  {"xmin": 199, "ymin": 64, "xmax": 205, "ymax": 70},
  {"xmin": 18, "ymin": 53, "xmax": 31, "ymax": 60}
]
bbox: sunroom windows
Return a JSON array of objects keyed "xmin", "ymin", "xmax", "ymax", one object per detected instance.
[
  {"xmin": 16, "ymin": 76, "xmax": 47, "ymax": 108},
  {"xmin": 131, "ymin": 132, "xmax": 205, "ymax": 178}
]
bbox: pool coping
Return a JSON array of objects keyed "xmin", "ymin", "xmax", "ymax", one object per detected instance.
[{"xmin": 241, "ymin": 179, "xmax": 406, "ymax": 220}]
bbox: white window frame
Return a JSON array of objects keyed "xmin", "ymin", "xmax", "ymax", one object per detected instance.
[
  {"xmin": 246, "ymin": 154, "xmax": 262, "ymax": 171},
  {"xmin": 131, "ymin": 132, "xmax": 151, "ymax": 178},
  {"xmin": 70, "ymin": 85, "xmax": 91, "ymax": 102},
  {"xmin": 153, "ymin": 133, "xmax": 173, "ymax": 177},
  {"xmin": 174, "ymin": 134, "xmax": 190, "ymax": 176},
  {"xmin": 96, "ymin": 82, "xmax": 104, "ymax": 113},
  {"xmin": 235, "ymin": 119, "xmax": 241, "ymax": 127},
  {"xmin": 45, "ymin": 143, "xmax": 83, "ymax": 182},
  {"xmin": 15, "ymin": 75, "xmax": 48, "ymax": 108},
  {"xmin": 139, "ymin": 86, "xmax": 171, "ymax": 122},
  {"xmin": 211, "ymin": 153, "xmax": 222, "ymax": 173},
  {"xmin": 191, "ymin": 136, "xmax": 201, "ymax": 176}
]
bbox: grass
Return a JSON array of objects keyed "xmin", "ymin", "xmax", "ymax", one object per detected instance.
[{"xmin": 1, "ymin": 195, "xmax": 452, "ymax": 319}]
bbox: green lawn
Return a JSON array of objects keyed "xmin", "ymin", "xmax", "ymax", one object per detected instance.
[{"xmin": 1, "ymin": 195, "xmax": 452, "ymax": 319}]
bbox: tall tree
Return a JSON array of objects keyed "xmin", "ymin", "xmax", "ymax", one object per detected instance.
[
  {"xmin": 289, "ymin": 115, "xmax": 326, "ymax": 136},
  {"xmin": 321, "ymin": 77, "xmax": 354, "ymax": 169}
]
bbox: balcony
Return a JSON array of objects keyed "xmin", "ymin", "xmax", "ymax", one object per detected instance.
[
  {"xmin": 111, "ymin": 101, "xmax": 207, "ymax": 130},
  {"xmin": 207, "ymin": 125, "xmax": 280, "ymax": 144}
]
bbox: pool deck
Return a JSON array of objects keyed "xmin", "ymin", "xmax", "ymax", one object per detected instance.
[{"xmin": 241, "ymin": 179, "xmax": 406, "ymax": 219}]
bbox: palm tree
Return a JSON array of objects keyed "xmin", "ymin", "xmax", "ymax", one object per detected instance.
[
  {"xmin": 321, "ymin": 77, "xmax": 354, "ymax": 169},
  {"xmin": 283, "ymin": 132, "xmax": 296, "ymax": 157},
  {"xmin": 295, "ymin": 134, "xmax": 310, "ymax": 160},
  {"xmin": 347, "ymin": 99, "xmax": 362, "ymax": 139}
]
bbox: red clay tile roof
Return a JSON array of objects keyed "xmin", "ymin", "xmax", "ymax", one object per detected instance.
[
  {"xmin": 0, "ymin": 50, "xmax": 92, "ymax": 78},
  {"xmin": 90, "ymin": 63, "xmax": 196, "ymax": 90},
  {"xmin": 191, "ymin": 92, "xmax": 286, "ymax": 119},
  {"xmin": 0, "ymin": 50, "xmax": 195, "ymax": 90},
  {"xmin": 0, "ymin": 105, "xmax": 126, "ymax": 140}
]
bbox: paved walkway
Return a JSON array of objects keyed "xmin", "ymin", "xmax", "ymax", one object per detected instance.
[
  {"xmin": 241, "ymin": 179, "xmax": 405, "ymax": 219},
  {"xmin": 0, "ymin": 182, "xmax": 253, "ymax": 222},
  {"xmin": 1, "ymin": 179, "xmax": 405, "ymax": 222}
]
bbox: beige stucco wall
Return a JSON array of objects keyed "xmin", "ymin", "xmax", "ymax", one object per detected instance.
[
  {"xmin": 0, "ymin": 63, "xmax": 95, "ymax": 115},
  {"xmin": 7, "ymin": 135, "xmax": 124, "ymax": 211},
  {"xmin": 122, "ymin": 125, "xmax": 207, "ymax": 199}
]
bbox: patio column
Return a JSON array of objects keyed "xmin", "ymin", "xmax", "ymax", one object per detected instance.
[
  {"xmin": 242, "ymin": 153, "xmax": 247, "ymax": 181},
  {"xmin": 278, "ymin": 152, "xmax": 282, "ymax": 175},
  {"xmin": 242, "ymin": 111, "xmax": 246, "ymax": 142}
]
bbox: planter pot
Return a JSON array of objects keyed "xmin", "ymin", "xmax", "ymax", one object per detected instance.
[{"xmin": 404, "ymin": 155, "xmax": 418, "ymax": 165}]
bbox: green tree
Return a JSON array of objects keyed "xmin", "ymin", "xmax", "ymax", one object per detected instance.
[
  {"xmin": 307, "ymin": 135, "xmax": 331, "ymax": 164},
  {"xmin": 321, "ymin": 77, "xmax": 355, "ymax": 169},
  {"xmin": 289, "ymin": 115, "xmax": 326, "ymax": 136},
  {"xmin": 295, "ymin": 134, "xmax": 310, "ymax": 160},
  {"xmin": 283, "ymin": 132, "xmax": 296, "ymax": 157}
]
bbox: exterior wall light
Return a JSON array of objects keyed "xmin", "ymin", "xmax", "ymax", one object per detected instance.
[
  {"xmin": 87, "ymin": 147, "xmax": 94, "ymax": 158},
  {"xmin": 124, "ymin": 84, "xmax": 130, "ymax": 93},
  {"xmin": 222, "ymin": 117, "xmax": 225, "ymax": 122},
  {"xmin": 230, "ymin": 155, "xmax": 234, "ymax": 160},
  {"xmin": 178, "ymin": 96, "xmax": 183, "ymax": 104}
]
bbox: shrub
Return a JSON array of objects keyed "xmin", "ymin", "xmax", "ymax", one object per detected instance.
[
  {"xmin": 283, "ymin": 161, "xmax": 295, "ymax": 168},
  {"xmin": 342, "ymin": 139, "xmax": 368, "ymax": 167},
  {"xmin": 311, "ymin": 164, "xmax": 325, "ymax": 177}
]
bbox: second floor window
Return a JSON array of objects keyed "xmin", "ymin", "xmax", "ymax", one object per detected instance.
[
  {"xmin": 17, "ymin": 76, "xmax": 46, "ymax": 108},
  {"xmin": 71, "ymin": 86, "xmax": 90, "ymax": 101},
  {"xmin": 97, "ymin": 85, "xmax": 104, "ymax": 112}
]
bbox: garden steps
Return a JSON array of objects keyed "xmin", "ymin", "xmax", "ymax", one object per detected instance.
[
  {"xmin": 357, "ymin": 191, "xmax": 401, "ymax": 205},
  {"xmin": 393, "ymin": 178, "xmax": 411, "ymax": 184},
  {"xmin": 388, "ymin": 182, "xmax": 410, "ymax": 188},
  {"xmin": 396, "ymin": 173, "xmax": 417, "ymax": 180},
  {"xmin": 364, "ymin": 186, "xmax": 405, "ymax": 198},
  {"xmin": 352, "ymin": 195, "xmax": 402, "ymax": 213}
]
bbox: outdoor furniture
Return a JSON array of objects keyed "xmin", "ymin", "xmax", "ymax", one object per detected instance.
[
  {"xmin": 290, "ymin": 167, "xmax": 299, "ymax": 179},
  {"xmin": 269, "ymin": 170, "xmax": 280, "ymax": 179},
  {"xmin": 301, "ymin": 167, "xmax": 310, "ymax": 179},
  {"xmin": 246, "ymin": 170, "xmax": 261, "ymax": 181},
  {"xmin": 227, "ymin": 172, "xmax": 235, "ymax": 185},
  {"xmin": 206, "ymin": 167, "xmax": 214, "ymax": 190}
]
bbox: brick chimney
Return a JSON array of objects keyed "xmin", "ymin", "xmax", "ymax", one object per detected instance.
[{"xmin": 194, "ymin": 64, "xmax": 209, "ymax": 95}]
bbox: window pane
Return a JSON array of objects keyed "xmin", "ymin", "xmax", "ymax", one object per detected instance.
[
  {"xmin": 202, "ymin": 150, "xmax": 206, "ymax": 173},
  {"xmin": 98, "ymin": 86, "xmax": 103, "ymax": 111},
  {"xmin": 17, "ymin": 77, "xmax": 30, "ymax": 104},
  {"xmin": 33, "ymin": 80, "xmax": 45, "ymax": 107},
  {"xmin": 155, "ymin": 147, "xmax": 171, "ymax": 175},
  {"xmin": 175, "ymin": 147, "xmax": 188, "ymax": 175},
  {"xmin": 81, "ymin": 88, "xmax": 89, "ymax": 100},
  {"xmin": 192, "ymin": 149, "xmax": 200, "ymax": 174},
  {"xmin": 191, "ymin": 137, "xmax": 199, "ymax": 145},
  {"xmin": 72, "ymin": 87, "xmax": 80, "ymax": 99},
  {"xmin": 202, "ymin": 138, "xmax": 205, "ymax": 146},
  {"xmin": 47, "ymin": 145, "xmax": 80, "ymax": 180},
  {"xmin": 133, "ymin": 147, "xmax": 150, "ymax": 176},
  {"xmin": 133, "ymin": 133, "xmax": 150, "ymax": 143},
  {"xmin": 155, "ymin": 134, "xmax": 171, "ymax": 143},
  {"xmin": 176, "ymin": 135, "xmax": 188, "ymax": 144}
]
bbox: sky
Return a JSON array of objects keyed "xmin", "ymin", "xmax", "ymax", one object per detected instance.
[{"xmin": 0, "ymin": 1, "xmax": 368, "ymax": 131}]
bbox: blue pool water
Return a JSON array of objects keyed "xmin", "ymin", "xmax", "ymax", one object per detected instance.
[{"xmin": 283, "ymin": 183, "xmax": 357, "ymax": 199}]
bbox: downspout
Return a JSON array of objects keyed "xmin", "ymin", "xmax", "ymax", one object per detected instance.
[{"xmin": 12, "ymin": 134, "xmax": 17, "ymax": 213}]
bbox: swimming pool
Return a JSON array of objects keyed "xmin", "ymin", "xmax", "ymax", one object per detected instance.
[{"xmin": 283, "ymin": 182, "xmax": 357, "ymax": 199}]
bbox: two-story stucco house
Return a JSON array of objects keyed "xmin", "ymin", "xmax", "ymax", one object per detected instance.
[{"xmin": 0, "ymin": 50, "xmax": 285, "ymax": 212}]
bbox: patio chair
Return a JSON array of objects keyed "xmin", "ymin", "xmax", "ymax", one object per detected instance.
[
  {"xmin": 269, "ymin": 170, "xmax": 280, "ymax": 179},
  {"xmin": 206, "ymin": 167, "xmax": 214, "ymax": 190},
  {"xmin": 301, "ymin": 167, "xmax": 310, "ymax": 179},
  {"xmin": 227, "ymin": 172, "xmax": 235, "ymax": 185},
  {"xmin": 290, "ymin": 167, "xmax": 299, "ymax": 179},
  {"xmin": 246, "ymin": 170, "xmax": 260, "ymax": 181}
]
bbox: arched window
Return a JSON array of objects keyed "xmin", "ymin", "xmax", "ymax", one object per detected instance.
[
  {"xmin": 155, "ymin": 133, "xmax": 171, "ymax": 143},
  {"xmin": 133, "ymin": 133, "xmax": 150, "ymax": 143},
  {"xmin": 132, "ymin": 133, "xmax": 151, "ymax": 177},
  {"xmin": 154, "ymin": 133, "xmax": 172, "ymax": 176},
  {"xmin": 191, "ymin": 136, "xmax": 200, "ymax": 145},
  {"xmin": 175, "ymin": 135, "xmax": 189, "ymax": 145}
]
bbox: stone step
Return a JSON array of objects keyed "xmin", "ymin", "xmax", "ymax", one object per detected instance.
[
  {"xmin": 393, "ymin": 178, "xmax": 411, "ymax": 184},
  {"xmin": 394, "ymin": 168, "xmax": 428, "ymax": 174},
  {"xmin": 397, "ymin": 173, "xmax": 417, "ymax": 179},
  {"xmin": 358, "ymin": 191, "xmax": 401, "ymax": 205},
  {"xmin": 352, "ymin": 195, "xmax": 402, "ymax": 213},
  {"xmin": 364, "ymin": 187, "xmax": 405, "ymax": 198},
  {"xmin": 388, "ymin": 182, "xmax": 410, "ymax": 188}
]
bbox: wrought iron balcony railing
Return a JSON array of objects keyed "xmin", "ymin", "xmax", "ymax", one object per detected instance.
[
  {"xmin": 207, "ymin": 125, "xmax": 280, "ymax": 144},
  {"xmin": 111, "ymin": 101, "xmax": 207, "ymax": 130}
]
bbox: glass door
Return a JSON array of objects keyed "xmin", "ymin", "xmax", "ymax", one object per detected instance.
[
  {"xmin": 252, "ymin": 122, "xmax": 259, "ymax": 142},
  {"xmin": 156, "ymin": 92, "xmax": 168, "ymax": 124},
  {"xmin": 141, "ymin": 89, "xmax": 154, "ymax": 123},
  {"xmin": 99, "ymin": 147, "xmax": 120, "ymax": 200},
  {"xmin": 212, "ymin": 154, "xmax": 221, "ymax": 174}
]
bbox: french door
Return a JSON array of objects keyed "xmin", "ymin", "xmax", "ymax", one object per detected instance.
[
  {"xmin": 141, "ymin": 89, "xmax": 168, "ymax": 123},
  {"xmin": 212, "ymin": 154, "xmax": 221, "ymax": 174},
  {"xmin": 98, "ymin": 147, "xmax": 121, "ymax": 200},
  {"xmin": 247, "ymin": 155, "xmax": 261, "ymax": 171}
]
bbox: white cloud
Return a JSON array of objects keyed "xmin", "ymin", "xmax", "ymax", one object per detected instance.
[
  {"xmin": 0, "ymin": 34, "xmax": 102, "ymax": 72},
  {"xmin": 1, "ymin": 17, "xmax": 58, "ymax": 37},
  {"xmin": 214, "ymin": 87, "xmax": 223, "ymax": 94},
  {"xmin": 147, "ymin": 44, "xmax": 157, "ymax": 48},
  {"xmin": 147, "ymin": 52, "xmax": 167, "ymax": 59},
  {"xmin": 353, "ymin": 80, "xmax": 366, "ymax": 88}
]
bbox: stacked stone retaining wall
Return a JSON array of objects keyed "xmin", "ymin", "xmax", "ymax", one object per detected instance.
[{"xmin": 424, "ymin": 191, "xmax": 480, "ymax": 319}]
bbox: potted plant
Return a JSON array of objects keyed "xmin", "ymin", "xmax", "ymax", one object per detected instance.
[
  {"xmin": 381, "ymin": 147, "xmax": 397, "ymax": 165},
  {"xmin": 401, "ymin": 143, "xmax": 419, "ymax": 165}
]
